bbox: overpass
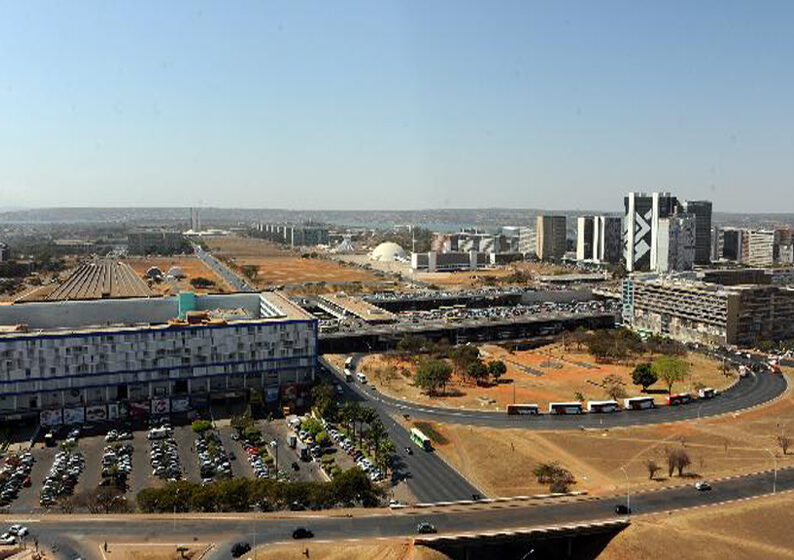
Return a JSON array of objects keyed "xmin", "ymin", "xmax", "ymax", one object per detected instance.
[{"xmin": 318, "ymin": 311, "xmax": 615, "ymax": 354}]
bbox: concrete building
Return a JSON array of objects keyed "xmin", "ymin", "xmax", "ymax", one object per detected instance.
[
  {"xmin": 189, "ymin": 208, "xmax": 202, "ymax": 232},
  {"xmin": 655, "ymin": 215, "xmax": 696, "ymax": 272},
  {"xmin": 536, "ymin": 215, "xmax": 567, "ymax": 261},
  {"xmin": 682, "ymin": 201, "xmax": 712, "ymax": 265},
  {"xmin": 518, "ymin": 227, "xmax": 537, "ymax": 258},
  {"xmin": 0, "ymin": 292, "xmax": 317, "ymax": 422},
  {"xmin": 127, "ymin": 231, "xmax": 190, "ymax": 255},
  {"xmin": 623, "ymin": 192, "xmax": 680, "ymax": 272},
  {"xmin": 622, "ymin": 273, "xmax": 794, "ymax": 346},
  {"xmin": 745, "ymin": 230, "xmax": 775, "ymax": 267},
  {"xmin": 0, "ymin": 243, "xmax": 9, "ymax": 263},
  {"xmin": 775, "ymin": 228, "xmax": 794, "ymax": 264},
  {"xmin": 258, "ymin": 223, "xmax": 330, "ymax": 247},
  {"xmin": 576, "ymin": 216, "xmax": 622, "ymax": 264},
  {"xmin": 410, "ymin": 251, "xmax": 488, "ymax": 272}
]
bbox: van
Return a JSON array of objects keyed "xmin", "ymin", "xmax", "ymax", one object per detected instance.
[
  {"xmin": 147, "ymin": 427, "xmax": 170, "ymax": 440},
  {"xmin": 356, "ymin": 372, "xmax": 368, "ymax": 384}
]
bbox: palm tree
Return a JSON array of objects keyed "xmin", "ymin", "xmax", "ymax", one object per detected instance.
[
  {"xmin": 367, "ymin": 419, "xmax": 387, "ymax": 458},
  {"xmin": 339, "ymin": 401, "xmax": 360, "ymax": 438},
  {"xmin": 376, "ymin": 439, "xmax": 396, "ymax": 473}
]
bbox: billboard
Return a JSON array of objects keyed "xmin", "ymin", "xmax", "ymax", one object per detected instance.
[
  {"xmin": 171, "ymin": 397, "xmax": 190, "ymax": 413},
  {"xmin": 107, "ymin": 403, "xmax": 120, "ymax": 421},
  {"xmin": 63, "ymin": 407, "xmax": 85, "ymax": 425},
  {"xmin": 40, "ymin": 408, "xmax": 63, "ymax": 427},
  {"xmin": 85, "ymin": 405, "xmax": 108, "ymax": 422},
  {"xmin": 151, "ymin": 398, "xmax": 170, "ymax": 415},
  {"xmin": 129, "ymin": 401, "xmax": 149, "ymax": 418}
]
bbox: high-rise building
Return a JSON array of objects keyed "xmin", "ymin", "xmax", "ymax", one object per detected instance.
[
  {"xmin": 190, "ymin": 207, "xmax": 202, "ymax": 232},
  {"xmin": 683, "ymin": 200, "xmax": 712, "ymax": 265},
  {"xmin": 536, "ymin": 215, "xmax": 567, "ymax": 261},
  {"xmin": 655, "ymin": 215, "xmax": 696, "ymax": 272},
  {"xmin": 577, "ymin": 216, "xmax": 622, "ymax": 264},
  {"xmin": 623, "ymin": 192, "xmax": 679, "ymax": 272},
  {"xmin": 745, "ymin": 230, "xmax": 775, "ymax": 267},
  {"xmin": 518, "ymin": 227, "xmax": 537, "ymax": 257}
]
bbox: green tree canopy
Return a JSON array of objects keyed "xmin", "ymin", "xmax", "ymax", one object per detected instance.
[{"xmin": 652, "ymin": 356, "xmax": 690, "ymax": 394}]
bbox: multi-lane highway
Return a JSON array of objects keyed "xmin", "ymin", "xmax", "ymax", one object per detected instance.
[
  {"xmin": 192, "ymin": 244, "xmax": 255, "ymax": 292},
  {"xmin": 21, "ymin": 465, "xmax": 794, "ymax": 560}
]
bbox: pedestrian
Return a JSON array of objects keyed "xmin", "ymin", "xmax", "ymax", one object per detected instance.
[{"xmin": 104, "ymin": 541, "xmax": 108, "ymax": 552}]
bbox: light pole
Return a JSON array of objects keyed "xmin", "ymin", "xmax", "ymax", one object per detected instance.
[
  {"xmin": 620, "ymin": 466, "xmax": 630, "ymax": 515},
  {"xmin": 764, "ymin": 448, "xmax": 777, "ymax": 494},
  {"xmin": 173, "ymin": 488, "xmax": 180, "ymax": 532}
]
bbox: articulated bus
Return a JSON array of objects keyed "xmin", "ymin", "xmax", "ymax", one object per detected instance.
[
  {"xmin": 666, "ymin": 393, "xmax": 693, "ymax": 406},
  {"xmin": 410, "ymin": 428, "xmax": 432, "ymax": 451},
  {"xmin": 586, "ymin": 400, "xmax": 620, "ymax": 413},
  {"xmin": 624, "ymin": 396, "xmax": 655, "ymax": 410},
  {"xmin": 548, "ymin": 402, "xmax": 584, "ymax": 415},
  {"xmin": 506, "ymin": 403, "xmax": 540, "ymax": 416}
]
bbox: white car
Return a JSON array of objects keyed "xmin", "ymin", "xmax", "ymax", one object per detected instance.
[{"xmin": 0, "ymin": 533, "xmax": 16, "ymax": 545}]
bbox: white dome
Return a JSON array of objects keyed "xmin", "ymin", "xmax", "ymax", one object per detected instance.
[
  {"xmin": 371, "ymin": 242, "xmax": 406, "ymax": 262},
  {"xmin": 167, "ymin": 266, "xmax": 185, "ymax": 278}
]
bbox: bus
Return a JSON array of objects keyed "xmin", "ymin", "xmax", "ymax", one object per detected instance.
[
  {"xmin": 624, "ymin": 396, "xmax": 655, "ymax": 410},
  {"xmin": 698, "ymin": 387, "xmax": 716, "ymax": 399},
  {"xmin": 343, "ymin": 368, "xmax": 353, "ymax": 382},
  {"xmin": 506, "ymin": 403, "xmax": 540, "ymax": 416},
  {"xmin": 666, "ymin": 393, "xmax": 692, "ymax": 406},
  {"xmin": 586, "ymin": 400, "xmax": 620, "ymax": 413},
  {"xmin": 548, "ymin": 402, "xmax": 584, "ymax": 415},
  {"xmin": 410, "ymin": 428, "xmax": 432, "ymax": 451},
  {"xmin": 344, "ymin": 356, "xmax": 354, "ymax": 370}
]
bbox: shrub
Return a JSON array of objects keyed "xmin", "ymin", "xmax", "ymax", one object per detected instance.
[{"xmin": 192, "ymin": 420, "xmax": 213, "ymax": 434}]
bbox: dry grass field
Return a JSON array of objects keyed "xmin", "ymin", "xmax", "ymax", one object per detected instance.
[
  {"xmin": 124, "ymin": 256, "xmax": 230, "ymax": 295},
  {"xmin": 415, "ymin": 369, "xmax": 792, "ymax": 498},
  {"xmin": 252, "ymin": 542, "xmax": 449, "ymax": 560},
  {"xmin": 205, "ymin": 236, "xmax": 385, "ymax": 292},
  {"xmin": 351, "ymin": 342, "xmax": 734, "ymax": 412},
  {"xmin": 599, "ymin": 492, "xmax": 794, "ymax": 559}
]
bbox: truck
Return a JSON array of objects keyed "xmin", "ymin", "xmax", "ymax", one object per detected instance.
[
  {"xmin": 344, "ymin": 368, "xmax": 353, "ymax": 382},
  {"xmin": 298, "ymin": 444, "xmax": 311, "ymax": 462},
  {"xmin": 287, "ymin": 434, "xmax": 297, "ymax": 449},
  {"xmin": 345, "ymin": 356, "xmax": 354, "ymax": 369}
]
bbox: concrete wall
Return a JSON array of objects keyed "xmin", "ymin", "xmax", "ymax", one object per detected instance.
[
  {"xmin": 0, "ymin": 298, "xmax": 178, "ymax": 329},
  {"xmin": 520, "ymin": 290, "xmax": 593, "ymax": 304}
]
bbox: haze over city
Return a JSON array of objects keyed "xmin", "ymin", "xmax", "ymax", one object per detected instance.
[{"xmin": 2, "ymin": 1, "xmax": 794, "ymax": 211}]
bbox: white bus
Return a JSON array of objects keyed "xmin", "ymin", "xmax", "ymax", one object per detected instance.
[
  {"xmin": 548, "ymin": 402, "xmax": 584, "ymax": 415},
  {"xmin": 345, "ymin": 356, "xmax": 354, "ymax": 369},
  {"xmin": 410, "ymin": 428, "xmax": 432, "ymax": 451},
  {"xmin": 624, "ymin": 396, "xmax": 655, "ymax": 410},
  {"xmin": 343, "ymin": 368, "xmax": 353, "ymax": 382},
  {"xmin": 698, "ymin": 387, "xmax": 716, "ymax": 399},
  {"xmin": 586, "ymin": 400, "xmax": 620, "ymax": 413},
  {"xmin": 506, "ymin": 403, "xmax": 540, "ymax": 415}
]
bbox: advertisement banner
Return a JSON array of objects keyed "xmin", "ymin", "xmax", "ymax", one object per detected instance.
[
  {"xmin": 40, "ymin": 408, "xmax": 63, "ymax": 427},
  {"xmin": 63, "ymin": 407, "xmax": 85, "ymax": 425},
  {"xmin": 151, "ymin": 398, "xmax": 170, "ymax": 415},
  {"xmin": 129, "ymin": 401, "xmax": 149, "ymax": 418},
  {"xmin": 107, "ymin": 403, "xmax": 119, "ymax": 421},
  {"xmin": 85, "ymin": 405, "xmax": 108, "ymax": 422},
  {"xmin": 266, "ymin": 387, "xmax": 279, "ymax": 403},
  {"xmin": 171, "ymin": 397, "xmax": 190, "ymax": 413}
]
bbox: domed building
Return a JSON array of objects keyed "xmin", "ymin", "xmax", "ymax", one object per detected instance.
[{"xmin": 370, "ymin": 242, "xmax": 406, "ymax": 262}]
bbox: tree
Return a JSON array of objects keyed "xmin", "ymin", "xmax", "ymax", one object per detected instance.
[
  {"xmin": 488, "ymin": 360, "xmax": 507, "ymax": 383},
  {"xmin": 533, "ymin": 462, "xmax": 576, "ymax": 493},
  {"xmin": 311, "ymin": 383, "xmax": 335, "ymax": 418},
  {"xmin": 632, "ymin": 363, "xmax": 657, "ymax": 392},
  {"xmin": 646, "ymin": 459, "xmax": 661, "ymax": 480},
  {"xmin": 666, "ymin": 448, "xmax": 691, "ymax": 477},
  {"xmin": 192, "ymin": 420, "xmax": 212, "ymax": 434},
  {"xmin": 652, "ymin": 357, "xmax": 690, "ymax": 394},
  {"xmin": 451, "ymin": 345, "xmax": 480, "ymax": 380},
  {"xmin": 467, "ymin": 359, "xmax": 490, "ymax": 386},
  {"xmin": 241, "ymin": 265, "xmax": 258, "ymax": 281},
  {"xmin": 602, "ymin": 374, "xmax": 627, "ymax": 401},
  {"xmin": 414, "ymin": 359, "xmax": 452, "ymax": 396},
  {"xmin": 189, "ymin": 277, "xmax": 216, "ymax": 289},
  {"xmin": 778, "ymin": 435, "xmax": 790, "ymax": 455}
]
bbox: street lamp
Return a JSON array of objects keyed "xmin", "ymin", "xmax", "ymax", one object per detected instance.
[
  {"xmin": 764, "ymin": 449, "xmax": 778, "ymax": 494},
  {"xmin": 620, "ymin": 466, "xmax": 630, "ymax": 515},
  {"xmin": 173, "ymin": 488, "xmax": 180, "ymax": 532}
]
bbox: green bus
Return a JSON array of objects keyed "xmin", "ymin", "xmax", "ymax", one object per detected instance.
[{"xmin": 410, "ymin": 428, "xmax": 432, "ymax": 451}]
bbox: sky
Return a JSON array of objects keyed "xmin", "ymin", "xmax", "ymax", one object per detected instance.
[{"xmin": 0, "ymin": 1, "xmax": 793, "ymax": 212}]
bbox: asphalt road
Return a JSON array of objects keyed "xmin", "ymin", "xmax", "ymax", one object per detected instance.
[
  {"xmin": 19, "ymin": 465, "xmax": 794, "ymax": 560},
  {"xmin": 319, "ymin": 358, "xmax": 483, "ymax": 504},
  {"xmin": 192, "ymin": 244, "xmax": 255, "ymax": 292}
]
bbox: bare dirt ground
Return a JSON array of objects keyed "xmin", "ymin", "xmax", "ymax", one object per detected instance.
[
  {"xmin": 205, "ymin": 236, "xmax": 388, "ymax": 292},
  {"xmin": 252, "ymin": 542, "xmax": 449, "ymax": 560},
  {"xmin": 349, "ymin": 343, "xmax": 734, "ymax": 412},
  {"xmin": 419, "ymin": 369, "xmax": 793, "ymax": 498},
  {"xmin": 411, "ymin": 261, "xmax": 573, "ymax": 290},
  {"xmin": 599, "ymin": 492, "xmax": 794, "ymax": 559},
  {"xmin": 88, "ymin": 541, "xmax": 211, "ymax": 560},
  {"xmin": 124, "ymin": 256, "xmax": 231, "ymax": 295}
]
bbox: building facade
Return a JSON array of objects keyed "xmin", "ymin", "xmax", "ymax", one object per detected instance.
[
  {"xmin": 0, "ymin": 292, "xmax": 317, "ymax": 422},
  {"xmin": 682, "ymin": 200, "xmax": 712, "ymax": 265},
  {"xmin": 536, "ymin": 215, "xmax": 567, "ymax": 261},
  {"xmin": 577, "ymin": 216, "xmax": 621, "ymax": 264},
  {"xmin": 623, "ymin": 192, "xmax": 680, "ymax": 272},
  {"xmin": 655, "ymin": 215, "xmax": 696, "ymax": 272}
]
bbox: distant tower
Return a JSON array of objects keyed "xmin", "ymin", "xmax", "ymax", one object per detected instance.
[{"xmin": 190, "ymin": 208, "xmax": 202, "ymax": 232}]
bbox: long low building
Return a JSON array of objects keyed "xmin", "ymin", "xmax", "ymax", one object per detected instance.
[
  {"xmin": 0, "ymin": 292, "xmax": 317, "ymax": 423},
  {"xmin": 622, "ymin": 273, "xmax": 794, "ymax": 346}
]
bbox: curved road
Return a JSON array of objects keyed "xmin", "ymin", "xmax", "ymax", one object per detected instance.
[{"xmin": 18, "ymin": 466, "xmax": 794, "ymax": 560}]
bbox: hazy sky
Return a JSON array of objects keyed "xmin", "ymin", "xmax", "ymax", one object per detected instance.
[{"xmin": 1, "ymin": 1, "xmax": 793, "ymax": 212}]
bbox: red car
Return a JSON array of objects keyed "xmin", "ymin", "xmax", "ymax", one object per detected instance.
[{"xmin": 22, "ymin": 477, "xmax": 31, "ymax": 487}]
